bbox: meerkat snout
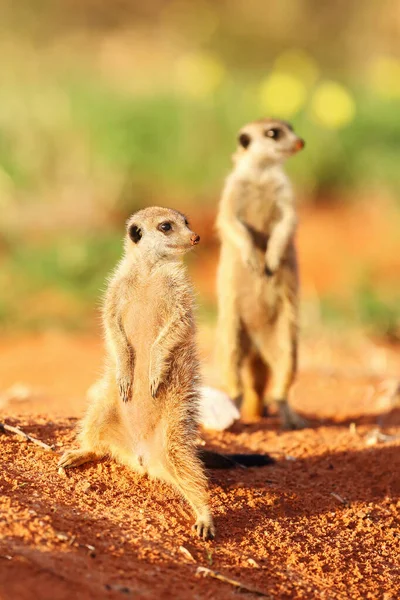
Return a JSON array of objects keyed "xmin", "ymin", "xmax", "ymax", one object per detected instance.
[
  {"xmin": 293, "ymin": 138, "xmax": 305, "ymax": 152},
  {"xmin": 190, "ymin": 233, "xmax": 200, "ymax": 245}
]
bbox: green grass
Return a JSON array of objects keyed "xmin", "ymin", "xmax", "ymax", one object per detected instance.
[
  {"xmin": 65, "ymin": 77, "xmax": 400, "ymax": 198},
  {"xmin": 1, "ymin": 71, "xmax": 400, "ymax": 212},
  {"xmin": 0, "ymin": 233, "xmax": 123, "ymax": 330},
  {"xmin": 1, "ymin": 67, "xmax": 400, "ymax": 333}
]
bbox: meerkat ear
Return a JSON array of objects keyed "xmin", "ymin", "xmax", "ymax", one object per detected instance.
[
  {"xmin": 128, "ymin": 224, "xmax": 142, "ymax": 244},
  {"xmin": 238, "ymin": 133, "xmax": 251, "ymax": 149}
]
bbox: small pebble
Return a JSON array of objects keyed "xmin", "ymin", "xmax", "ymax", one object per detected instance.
[
  {"xmin": 82, "ymin": 481, "xmax": 91, "ymax": 494},
  {"xmin": 247, "ymin": 558, "xmax": 260, "ymax": 568}
]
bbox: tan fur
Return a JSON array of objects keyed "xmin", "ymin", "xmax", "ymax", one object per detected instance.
[
  {"xmin": 216, "ymin": 118, "xmax": 307, "ymax": 429},
  {"xmin": 59, "ymin": 207, "xmax": 214, "ymax": 540}
]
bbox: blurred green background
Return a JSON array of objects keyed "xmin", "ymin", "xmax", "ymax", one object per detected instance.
[{"xmin": 0, "ymin": 0, "xmax": 399, "ymax": 337}]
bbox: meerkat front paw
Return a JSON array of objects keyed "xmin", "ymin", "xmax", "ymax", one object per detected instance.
[
  {"xmin": 192, "ymin": 516, "xmax": 215, "ymax": 541},
  {"xmin": 265, "ymin": 266, "xmax": 277, "ymax": 277},
  {"xmin": 117, "ymin": 372, "xmax": 132, "ymax": 403},
  {"xmin": 265, "ymin": 255, "xmax": 280, "ymax": 276}
]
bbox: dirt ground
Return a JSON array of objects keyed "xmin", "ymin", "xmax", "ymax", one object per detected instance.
[{"xmin": 0, "ymin": 330, "xmax": 399, "ymax": 600}]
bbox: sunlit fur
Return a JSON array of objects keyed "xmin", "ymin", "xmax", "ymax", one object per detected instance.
[
  {"xmin": 59, "ymin": 207, "xmax": 214, "ymax": 540},
  {"xmin": 216, "ymin": 118, "xmax": 307, "ymax": 429}
]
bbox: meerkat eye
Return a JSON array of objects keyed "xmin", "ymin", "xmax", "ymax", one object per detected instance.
[
  {"xmin": 238, "ymin": 133, "xmax": 251, "ymax": 149},
  {"xmin": 158, "ymin": 221, "xmax": 172, "ymax": 233},
  {"xmin": 184, "ymin": 218, "xmax": 190, "ymax": 227},
  {"xmin": 265, "ymin": 127, "xmax": 283, "ymax": 141}
]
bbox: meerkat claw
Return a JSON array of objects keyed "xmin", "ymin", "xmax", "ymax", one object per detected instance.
[
  {"xmin": 150, "ymin": 380, "xmax": 159, "ymax": 398},
  {"xmin": 285, "ymin": 413, "xmax": 309, "ymax": 430},
  {"xmin": 149, "ymin": 369, "xmax": 162, "ymax": 398},
  {"xmin": 278, "ymin": 402, "xmax": 309, "ymax": 430},
  {"xmin": 117, "ymin": 375, "xmax": 132, "ymax": 403},
  {"xmin": 192, "ymin": 518, "xmax": 215, "ymax": 541},
  {"xmin": 58, "ymin": 449, "xmax": 92, "ymax": 469}
]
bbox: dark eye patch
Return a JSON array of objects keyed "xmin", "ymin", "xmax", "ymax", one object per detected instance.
[
  {"xmin": 265, "ymin": 127, "xmax": 283, "ymax": 141},
  {"xmin": 158, "ymin": 221, "xmax": 172, "ymax": 233},
  {"xmin": 238, "ymin": 133, "xmax": 251, "ymax": 149},
  {"xmin": 128, "ymin": 224, "xmax": 142, "ymax": 243}
]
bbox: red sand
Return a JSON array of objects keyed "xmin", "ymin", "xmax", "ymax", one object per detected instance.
[{"xmin": 1, "ymin": 332, "xmax": 399, "ymax": 599}]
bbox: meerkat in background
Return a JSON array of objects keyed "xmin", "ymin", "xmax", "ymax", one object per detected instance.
[
  {"xmin": 216, "ymin": 118, "xmax": 307, "ymax": 429},
  {"xmin": 59, "ymin": 207, "xmax": 215, "ymax": 540}
]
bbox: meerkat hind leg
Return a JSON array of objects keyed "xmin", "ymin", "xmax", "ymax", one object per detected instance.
[
  {"xmin": 217, "ymin": 315, "xmax": 243, "ymax": 402},
  {"xmin": 256, "ymin": 316, "xmax": 308, "ymax": 429},
  {"xmin": 58, "ymin": 378, "xmax": 128, "ymax": 469},
  {"xmin": 160, "ymin": 444, "xmax": 215, "ymax": 540},
  {"xmin": 268, "ymin": 348, "xmax": 308, "ymax": 430},
  {"xmin": 216, "ymin": 259, "xmax": 243, "ymax": 401},
  {"xmin": 240, "ymin": 350, "xmax": 268, "ymax": 419}
]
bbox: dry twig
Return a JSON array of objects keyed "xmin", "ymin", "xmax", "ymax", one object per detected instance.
[
  {"xmin": 196, "ymin": 566, "xmax": 270, "ymax": 597},
  {"xmin": 79, "ymin": 543, "xmax": 96, "ymax": 557},
  {"xmin": 330, "ymin": 492, "xmax": 348, "ymax": 506},
  {"xmin": 179, "ymin": 546, "xmax": 196, "ymax": 562},
  {"xmin": 0, "ymin": 422, "xmax": 55, "ymax": 452}
]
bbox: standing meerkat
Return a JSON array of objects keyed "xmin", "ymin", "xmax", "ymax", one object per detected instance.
[
  {"xmin": 59, "ymin": 207, "xmax": 215, "ymax": 540},
  {"xmin": 216, "ymin": 118, "xmax": 307, "ymax": 429}
]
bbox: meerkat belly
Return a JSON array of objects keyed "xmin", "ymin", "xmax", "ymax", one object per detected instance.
[
  {"xmin": 237, "ymin": 268, "xmax": 280, "ymax": 329},
  {"xmin": 238, "ymin": 186, "xmax": 277, "ymax": 255},
  {"xmin": 239, "ymin": 184, "xmax": 276, "ymax": 228},
  {"xmin": 123, "ymin": 281, "xmax": 195, "ymax": 415},
  {"xmin": 120, "ymin": 289, "xmax": 164, "ymax": 466},
  {"xmin": 123, "ymin": 287, "xmax": 163, "ymax": 403}
]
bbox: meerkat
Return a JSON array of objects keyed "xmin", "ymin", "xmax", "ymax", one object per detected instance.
[
  {"xmin": 58, "ymin": 207, "xmax": 215, "ymax": 540},
  {"xmin": 216, "ymin": 118, "xmax": 307, "ymax": 429}
]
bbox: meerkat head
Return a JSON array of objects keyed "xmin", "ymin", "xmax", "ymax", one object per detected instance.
[
  {"xmin": 234, "ymin": 118, "xmax": 305, "ymax": 167},
  {"xmin": 125, "ymin": 206, "xmax": 200, "ymax": 263}
]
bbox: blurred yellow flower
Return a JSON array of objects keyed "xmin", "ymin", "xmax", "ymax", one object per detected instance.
[
  {"xmin": 274, "ymin": 49, "xmax": 319, "ymax": 87},
  {"xmin": 311, "ymin": 81, "xmax": 355, "ymax": 129},
  {"xmin": 259, "ymin": 73, "xmax": 307, "ymax": 117},
  {"xmin": 174, "ymin": 52, "xmax": 225, "ymax": 99},
  {"xmin": 368, "ymin": 56, "xmax": 400, "ymax": 98}
]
